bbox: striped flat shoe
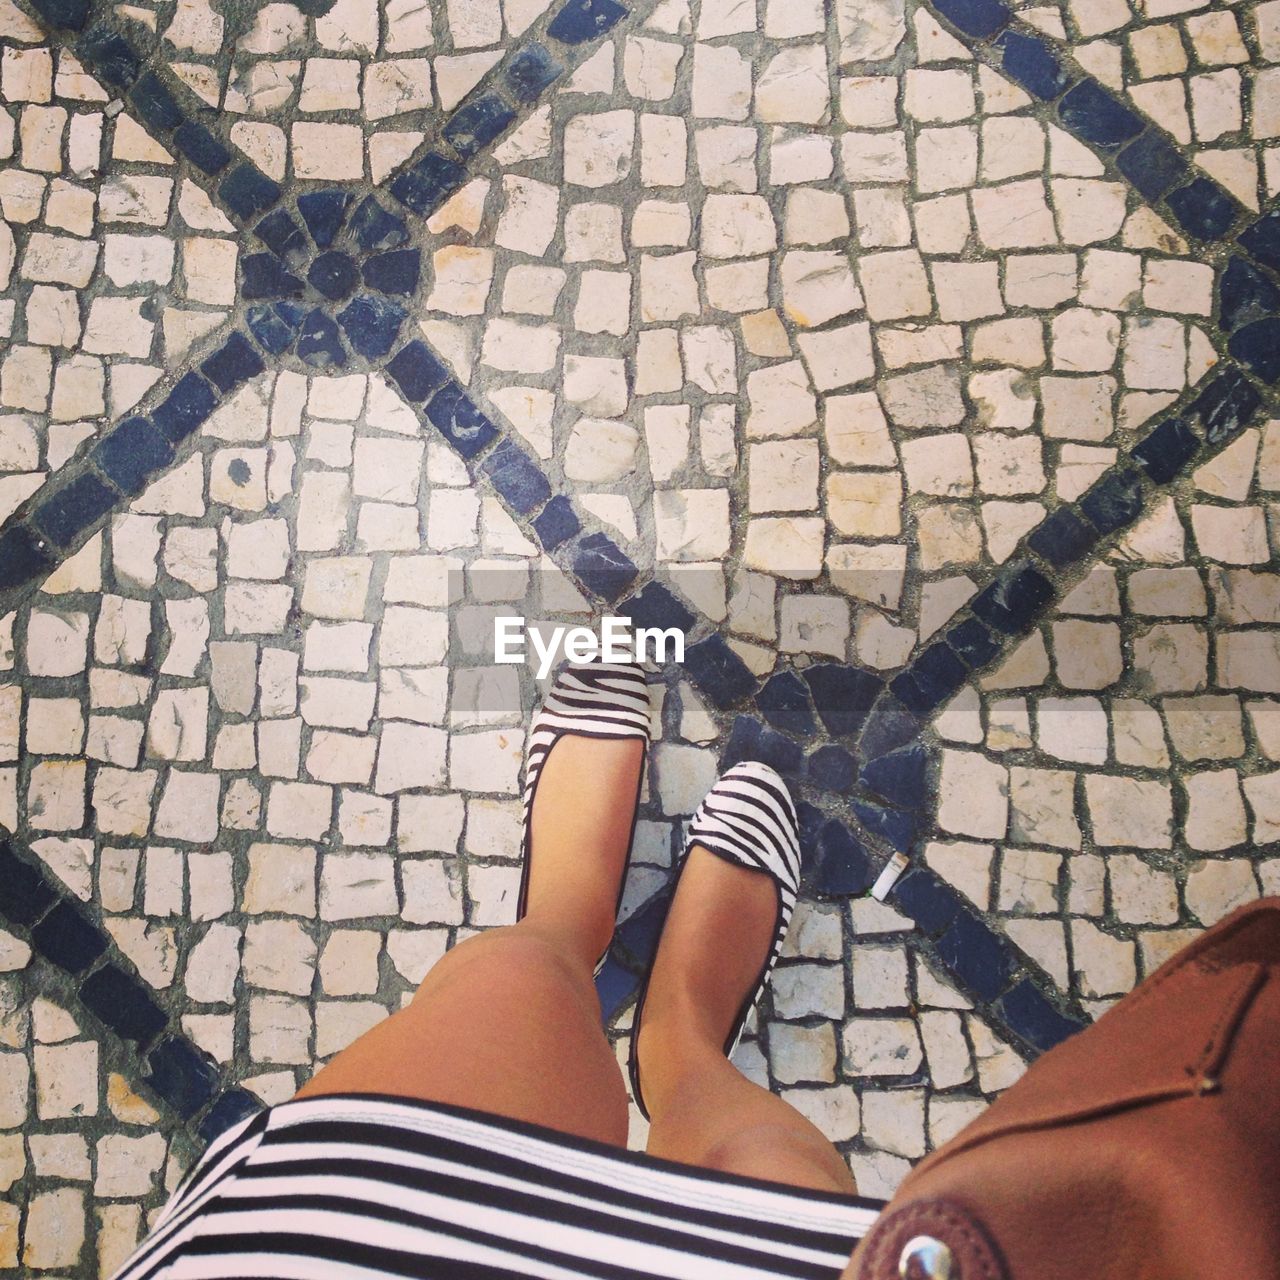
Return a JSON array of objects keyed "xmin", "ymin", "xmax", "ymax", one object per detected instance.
[
  {"xmin": 516, "ymin": 661, "xmax": 653, "ymax": 976},
  {"xmin": 628, "ymin": 761, "xmax": 802, "ymax": 1120}
]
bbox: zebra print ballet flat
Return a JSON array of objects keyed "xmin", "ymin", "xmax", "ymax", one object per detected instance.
[
  {"xmin": 628, "ymin": 761, "xmax": 803, "ymax": 1121},
  {"xmin": 516, "ymin": 661, "xmax": 653, "ymax": 976}
]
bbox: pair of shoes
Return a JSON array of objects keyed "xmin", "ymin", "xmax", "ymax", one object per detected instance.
[{"xmin": 517, "ymin": 660, "xmax": 802, "ymax": 1119}]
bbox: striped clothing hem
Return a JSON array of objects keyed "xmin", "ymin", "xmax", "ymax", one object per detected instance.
[{"xmin": 112, "ymin": 1093, "xmax": 882, "ymax": 1280}]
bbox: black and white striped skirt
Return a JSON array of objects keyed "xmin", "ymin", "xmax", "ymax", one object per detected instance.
[{"xmin": 112, "ymin": 1094, "xmax": 883, "ymax": 1279}]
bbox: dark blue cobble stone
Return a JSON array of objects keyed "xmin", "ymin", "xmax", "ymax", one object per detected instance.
[
  {"xmin": 723, "ymin": 715, "xmax": 804, "ymax": 776},
  {"xmin": 219, "ymin": 163, "xmax": 281, "ymax": 221},
  {"xmin": 444, "ymin": 92, "xmax": 518, "ymax": 159},
  {"xmin": 1079, "ymin": 466, "xmax": 1145, "ymax": 535},
  {"xmin": 1166, "ymin": 177, "xmax": 1237, "ymax": 242},
  {"xmin": 173, "ymin": 121, "xmax": 231, "ymax": 175},
  {"xmin": 385, "ymin": 340, "xmax": 450, "ymax": 403},
  {"xmin": 30, "ymin": 901, "xmax": 107, "ymax": 974},
  {"xmin": 505, "ymin": 42, "xmax": 563, "ymax": 101},
  {"xmin": 946, "ymin": 616, "xmax": 1001, "ymax": 668},
  {"xmin": 1219, "ymin": 258, "xmax": 1280, "ymax": 332},
  {"xmin": 297, "ymin": 190, "xmax": 352, "ymax": 248},
  {"xmin": 198, "ymin": 1091, "xmax": 264, "ymax": 1146},
  {"xmin": 572, "ymin": 532, "xmax": 638, "ymax": 602},
  {"xmin": 533, "ymin": 495, "xmax": 580, "ymax": 551},
  {"xmin": 0, "ymin": 525, "xmax": 52, "ymax": 594},
  {"xmin": 0, "ymin": 839, "xmax": 56, "ymax": 926},
  {"xmin": 254, "ymin": 208, "xmax": 310, "ymax": 262},
  {"xmin": 1228, "ymin": 319, "xmax": 1280, "ymax": 385},
  {"xmin": 29, "ymin": 0, "xmax": 89, "ymax": 28},
  {"xmin": 389, "ymin": 152, "xmax": 468, "ymax": 217},
  {"xmin": 757, "ymin": 670, "xmax": 816, "ymax": 738},
  {"xmin": 1131, "ymin": 416, "xmax": 1199, "ymax": 484},
  {"xmin": 296, "ymin": 309, "xmax": 347, "ymax": 368},
  {"xmin": 337, "ymin": 295, "xmax": 406, "ymax": 359},
  {"xmin": 80, "ymin": 964, "xmax": 168, "ymax": 1047},
  {"xmin": 930, "ymin": 0, "xmax": 1010, "ymax": 37},
  {"xmin": 201, "ymin": 332, "xmax": 266, "ymax": 392},
  {"xmin": 76, "ymin": 26, "xmax": 140, "ymax": 88},
  {"xmin": 240, "ymin": 253, "xmax": 305, "ymax": 300},
  {"xmin": 810, "ymin": 820, "xmax": 873, "ymax": 896},
  {"xmin": 614, "ymin": 886, "xmax": 672, "ymax": 969},
  {"xmin": 858, "ymin": 695, "xmax": 923, "ymax": 762},
  {"xmin": 806, "ymin": 744, "xmax": 856, "ymax": 792},
  {"xmin": 682, "ymin": 634, "xmax": 755, "ymax": 708},
  {"xmin": 32, "ymin": 472, "xmax": 117, "ymax": 547},
  {"xmin": 795, "ymin": 801, "xmax": 825, "ymax": 867},
  {"xmin": 859, "ymin": 743, "xmax": 927, "ymax": 811},
  {"xmin": 547, "ymin": 0, "xmax": 629, "ymax": 44},
  {"xmin": 970, "ymin": 562, "xmax": 1054, "ymax": 634},
  {"xmin": 995, "ymin": 30, "xmax": 1070, "ymax": 100},
  {"xmin": 1116, "ymin": 131, "xmax": 1187, "ymax": 202},
  {"xmin": 934, "ymin": 912, "xmax": 1018, "ymax": 1002},
  {"xmin": 891, "ymin": 867, "xmax": 962, "ymax": 935},
  {"xmin": 595, "ymin": 955, "xmax": 639, "ymax": 1023},
  {"xmin": 143, "ymin": 1037, "xmax": 220, "ymax": 1119},
  {"xmin": 426, "ymin": 383, "xmax": 500, "ymax": 458},
  {"xmin": 802, "ymin": 664, "xmax": 881, "ymax": 737},
  {"xmin": 247, "ymin": 302, "xmax": 303, "ymax": 355},
  {"xmin": 996, "ymin": 978, "xmax": 1085, "ymax": 1054},
  {"xmin": 890, "ymin": 643, "xmax": 967, "ymax": 717},
  {"xmin": 308, "ymin": 250, "xmax": 360, "ymax": 300},
  {"xmin": 129, "ymin": 71, "xmax": 182, "ymax": 130},
  {"xmin": 483, "ymin": 439, "xmax": 552, "ymax": 514},
  {"xmin": 1025, "ymin": 505, "xmax": 1098, "ymax": 568},
  {"xmin": 1188, "ymin": 368, "xmax": 1262, "ymax": 445},
  {"xmin": 351, "ymin": 196, "xmax": 408, "ymax": 252},
  {"xmin": 1058, "ymin": 80, "xmax": 1144, "ymax": 148},
  {"xmin": 852, "ymin": 799, "xmax": 917, "ymax": 855},
  {"xmin": 620, "ymin": 581, "xmax": 695, "ymax": 634},
  {"xmin": 1238, "ymin": 207, "xmax": 1280, "ymax": 274},
  {"xmin": 363, "ymin": 248, "xmax": 421, "ymax": 296}
]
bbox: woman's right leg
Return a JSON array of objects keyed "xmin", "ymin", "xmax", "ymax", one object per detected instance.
[{"xmin": 637, "ymin": 848, "xmax": 858, "ymax": 1195}]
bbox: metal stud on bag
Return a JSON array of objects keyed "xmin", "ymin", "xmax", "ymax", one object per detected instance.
[{"xmin": 898, "ymin": 1235, "xmax": 955, "ymax": 1280}]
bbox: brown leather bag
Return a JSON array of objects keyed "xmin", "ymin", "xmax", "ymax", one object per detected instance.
[{"xmin": 848, "ymin": 897, "xmax": 1280, "ymax": 1280}]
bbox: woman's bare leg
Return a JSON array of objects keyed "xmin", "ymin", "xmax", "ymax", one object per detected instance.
[
  {"xmin": 295, "ymin": 734, "xmax": 644, "ymax": 1147},
  {"xmin": 637, "ymin": 848, "xmax": 858, "ymax": 1195}
]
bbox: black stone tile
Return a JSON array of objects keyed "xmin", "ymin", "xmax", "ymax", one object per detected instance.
[
  {"xmin": 142, "ymin": 1036, "xmax": 220, "ymax": 1119},
  {"xmin": 296, "ymin": 308, "xmax": 348, "ymax": 368},
  {"xmin": 970, "ymin": 562, "xmax": 1054, "ymax": 634},
  {"xmin": 363, "ymin": 248, "xmax": 421, "ymax": 296},
  {"xmin": 198, "ymin": 1090, "xmax": 264, "ymax": 1146},
  {"xmin": 930, "ymin": 0, "xmax": 1010, "ymax": 37},
  {"xmin": 1237, "ymin": 207, "xmax": 1280, "ymax": 274},
  {"xmin": 858, "ymin": 694, "xmax": 922, "ymax": 762},
  {"xmin": 614, "ymin": 885, "xmax": 672, "ymax": 970},
  {"xmin": 128, "ymin": 71, "xmax": 183, "ymax": 131},
  {"xmin": 425, "ymin": 382, "xmax": 500, "ymax": 458},
  {"xmin": 385, "ymin": 340, "xmax": 451, "ymax": 403},
  {"xmin": 0, "ymin": 524, "xmax": 53, "ymax": 595},
  {"xmin": 76, "ymin": 26, "xmax": 140, "ymax": 88},
  {"xmin": 1058, "ymin": 80, "xmax": 1144, "ymax": 148},
  {"xmin": 505, "ymin": 42, "xmax": 563, "ymax": 102},
  {"xmin": 859, "ymin": 743, "xmax": 927, "ymax": 811},
  {"xmin": 254, "ymin": 208, "xmax": 310, "ymax": 262},
  {"xmin": 1116, "ymin": 131, "xmax": 1187, "ymax": 202},
  {"xmin": 620, "ymin": 581, "xmax": 695, "ymax": 634},
  {"xmin": 572, "ymin": 531, "xmax": 639, "ymax": 602},
  {"xmin": 1131, "ymin": 416, "xmax": 1199, "ymax": 484},
  {"xmin": 1228, "ymin": 319, "xmax": 1280, "ymax": 385},
  {"xmin": 297, "ymin": 190, "xmax": 353, "ymax": 248},
  {"xmin": 995, "ymin": 30, "xmax": 1070, "ymax": 100},
  {"xmin": 482, "ymin": 439, "xmax": 552, "ymax": 515},
  {"xmin": 805, "ymin": 744, "xmax": 856, "ymax": 793},
  {"xmin": 30, "ymin": 901, "xmax": 107, "ymax": 974},
  {"xmin": 200, "ymin": 332, "xmax": 266, "ymax": 392},
  {"xmin": 28, "ymin": 0, "xmax": 89, "ymax": 28},
  {"xmin": 682, "ymin": 634, "xmax": 755, "ymax": 708},
  {"xmin": 532, "ymin": 496, "xmax": 580, "ymax": 551},
  {"xmin": 946, "ymin": 616, "xmax": 1002, "ymax": 668},
  {"xmin": 802, "ymin": 663, "xmax": 881, "ymax": 737},
  {"xmin": 218, "ymin": 163, "xmax": 281, "ymax": 221},
  {"xmin": 240, "ymin": 253, "xmax": 306, "ymax": 299},
  {"xmin": 1079, "ymin": 465, "xmax": 1145, "ymax": 535},
  {"xmin": 594, "ymin": 955, "xmax": 640, "ymax": 1023},
  {"xmin": 1166, "ymin": 177, "xmax": 1237, "ymax": 242},
  {"xmin": 757, "ymin": 670, "xmax": 816, "ymax": 738},
  {"xmin": 308, "ymin": 250, "xmax": 360, "ymax": 301},
  {"xmin": 891, "ymin": 866, "xmax": 962, "ymax": 935},
  {"xmin": 247, "ymin": 302, "xmax": 304, "ymax": 356},
  {"xmin": 934, "ymin": 911, "xmax": 1018, "ymax": 1002},
  {"xmin": 1025, "ymin": 505, "xmax": 1098, "ymax": 567},
  {"xmin": 31, "ymin": 471, "xmax": 117, "ymax": 547},
  {"xmin": 173, "ymin": 121, "xmax": 231, "ymax": 175},
  {"xmin": 547, "ymin": 0, "xmax": 629, "ymax": 44},
  {"xmin": 810, "ymin": 820, "xmax": 873, "ymax": 896},
  {"xmin": 995, "ymin": 978, "xmax": 1086, "ymax": 1053},
  {"xmin": 389, "ymin": 152, "xmax": 468, "ymax": 217},
  {"xmin": 1219, "ymin": 257, "xmax": 1280, "ymax": 332},
  {"xmin": 337, "ymin": 295, "xmax": 406, "ymax": 360},
  {"xmin": 795, "ymin": 801, "xmax": 825, "ymax": 867},
  {"xmin": 80, "ymin": 964, "xmax": 168, "ymax": 1047},
  {"xmin": 351, "ymin": 196, "xmax": 409, "ymax": 252},
  {"xmin": 444, "ymin": 92, "xmax": 517, "ymax": 160},
  {"xmin": 852, "ymin": 799, "xmax": 917, "ymax": 854},
  {"xmin": 0, "ymin": 838, "xmax": 57, "ymax": 926},
  {"xmin": 722, "ymin": 715, "xmax": 803, "ymax": 776},
  {"xmin": 890, "ymin": 643, "xmax": 967, "ymax": 717},
  {"xmin": 1187, "ymin": 367, "xmax": 1263, "ymax": 445}
]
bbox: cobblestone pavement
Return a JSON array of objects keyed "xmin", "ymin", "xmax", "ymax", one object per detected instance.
[{"xmin": 1, "ymin": 0, "xmax": 1279, "ymax": 1268}]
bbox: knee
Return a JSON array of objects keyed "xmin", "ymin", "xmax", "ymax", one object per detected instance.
[{"xmin": 699, "ymin": 1122, "xmax": 857, "ymax": 1195}]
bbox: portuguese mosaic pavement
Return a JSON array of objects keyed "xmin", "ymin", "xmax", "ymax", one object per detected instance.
[{"xmin": 0, "ymin": 0, "xmax": 1278, "ymax": 1267}]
